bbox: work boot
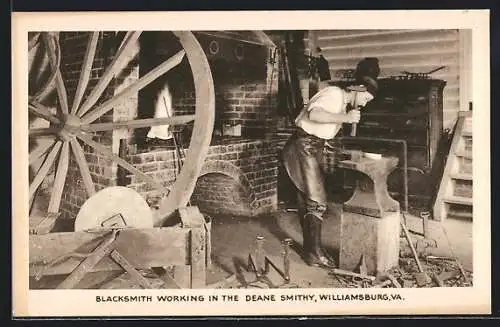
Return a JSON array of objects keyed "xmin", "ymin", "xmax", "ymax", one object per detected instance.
[
  {"xmin": 300, "ymin": 214, "xmax": 311, "ymax": 256},
  {"xmin": 303, "ymin": 213, "xmax": 336, "ymax": 268},
  {"xmin": 300, "ymin": 209, "xmax": 335, "ymax": 263}
]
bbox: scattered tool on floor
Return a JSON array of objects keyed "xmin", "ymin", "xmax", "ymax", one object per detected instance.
[
  {"xmin": 416, "ymin": 211, "xmax": 438, "ymax": 252},
  {"xmin": 385, "ymin": 273, "xmax": 402, "ymax": 288},
  {"xmin": 329, "ymin": 267, "xmax": 376, "ymax": 282},
  {"xmin": 400, "ymin": 219, "xmax": 430, "ymax": 287},
  {"xmin": 371, "ymin": 279, "xmax": 393, "ymax": 288},
  {"xmin": 245, "ymin": 236, "xmax": 299, "ymax": 289},
  {"xmin": 438, "ymin": 220, "xmax": 471, "ymax": 284},
  {"xmin": 431, "ymin": 272, "xmax": 444, "ymax": 287},
  {"xmin": 247, "ymin": 235, "xmax": 265, "ymax": 278}
]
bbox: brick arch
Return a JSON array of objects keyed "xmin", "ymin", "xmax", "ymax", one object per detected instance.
[{"xmin": 199, "ymin": 160, "xmax": 257, "ymax": 208}]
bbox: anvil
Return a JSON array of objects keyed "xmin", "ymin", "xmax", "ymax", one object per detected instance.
[
  {"xmin": 337, "ymin": 150, "xmax": 400, "ymax": 218},
  {"xmin": 337, "ymin": 150, "xmax": 401, "ymax": 277}
]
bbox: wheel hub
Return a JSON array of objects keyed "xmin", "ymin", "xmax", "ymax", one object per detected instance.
[{"xmin": 58, "ymin": 114, "xmax": 82, "ymax": 141}]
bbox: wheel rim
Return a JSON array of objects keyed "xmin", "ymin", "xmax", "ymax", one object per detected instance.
[{"xmin": 28, "ymin": 31, "xmax": 215, "ymax": 228}]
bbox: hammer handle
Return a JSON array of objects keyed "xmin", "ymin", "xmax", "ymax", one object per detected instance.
[
  {"xmin": 350, "ymin": 109, "xmax": 359, "ymax": 137},
  {"xmin": 350, "ymin": 123, "xmax": 357, "ymax": 137}
]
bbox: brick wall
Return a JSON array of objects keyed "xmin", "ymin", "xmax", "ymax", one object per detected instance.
[
  {"xmin": 126, "ymin": 138, "xmax": 279, "ymax": 217},
  {"xmin": 141, "ymin": 31, "xmax": 280, "ymax": 140},
  {"xmin": 172, "ymin": 82, "xmax": 278, "ymax": 138}
]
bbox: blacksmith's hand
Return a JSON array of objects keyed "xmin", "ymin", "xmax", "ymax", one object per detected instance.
[{"xmin": 347, "ymin": 109, "xmax": 360, "ymax": 123}]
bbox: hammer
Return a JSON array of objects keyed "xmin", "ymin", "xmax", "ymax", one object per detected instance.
[
  {"xmin": 347, "ymin": 85, "xmax": 363, "ymax": 137},
  {"xmin": 350, "ymin": 114, "xmax": 358, "ymax": 137}
]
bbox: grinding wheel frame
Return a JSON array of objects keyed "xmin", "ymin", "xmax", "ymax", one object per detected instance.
[
  {"xmin": 74, "ymin": 186, "xmax": 154, "ymax": 231},
  {"xmin": 28, "ymin": 31, "xmax": 215, "ymax": 230}
]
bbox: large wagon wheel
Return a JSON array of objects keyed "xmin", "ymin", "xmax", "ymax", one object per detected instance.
[{"xmin": 28, "ymin": 31, "xmax": 215, "ymax": 230}]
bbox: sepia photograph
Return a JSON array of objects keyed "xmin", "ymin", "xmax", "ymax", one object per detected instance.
[{"xmin": 12, "ymin": 10, "xmax": 491, "ymax": 316}]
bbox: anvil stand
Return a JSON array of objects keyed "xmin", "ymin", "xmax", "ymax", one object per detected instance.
[{"xmin": 337, "ymin": 151, "xmax": 401, "ymax": 278}]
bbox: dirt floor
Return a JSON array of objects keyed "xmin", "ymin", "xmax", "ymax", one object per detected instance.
[{"xmin": 29, "ymin": 198, "xmax": 473, "ymax": 290}]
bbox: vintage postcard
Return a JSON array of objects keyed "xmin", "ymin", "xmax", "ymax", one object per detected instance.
[{"xmin": 12, "ymin": 10, "xmax": 491, "ymax": 316}]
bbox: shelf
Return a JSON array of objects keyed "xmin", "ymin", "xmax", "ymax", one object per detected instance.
[
  {"xmin": 450, "ymin": 173, "xmax": 473, "ymax": 181},
  {"xmin": 455, "ymin": 150, "xmax": 472, "ymax": 159},
  {"xmin": 447, "ymin": 210, "xmax": 473, "ymax": 220},
  {"xmin": 462, "ymin": 130, "xmax": 473, "ymax": 137},
  {"xmin": 444, "ymin": 195, "xmax": 473, "ymax": 206}
]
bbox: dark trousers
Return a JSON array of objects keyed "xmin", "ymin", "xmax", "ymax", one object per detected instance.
[{"xmin": 283, "ymin": 128, "xmax": 329, "ymax": 219}]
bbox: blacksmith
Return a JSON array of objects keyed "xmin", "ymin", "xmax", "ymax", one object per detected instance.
[{"xmin": 282, "ymin": 58, "xmax": 380, "ymax": 268}]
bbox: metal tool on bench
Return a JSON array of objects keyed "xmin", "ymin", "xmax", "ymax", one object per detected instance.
[{"xmin": 246, "ymin": 236, "xmax": 299, "ymax": 288}]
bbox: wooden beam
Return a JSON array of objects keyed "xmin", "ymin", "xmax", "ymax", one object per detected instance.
[
  {"xmin": 81, "ymin": 50, "xmax": 186, "ymax": 124},
  {"xmin": 77, "ymin": 133, "xmax": 170, "ymax": 194},
  {"xmin": 48, "ymin": 141, "xmax": 69, "ymax": 214},
  {"xmin": 77, "ymin": 31, "xmax": 142, "ymax": 117},
  {"xmin": 115, "ymin": 31, "xmax": 134, "ymax": 56},
  {"xmin": 42, "ymin": 33, "xmax": 69, "ymax": 115},
  {"xmin": 81, "ymin": 115, "xmax": 195, "ymax": 132},
  {"xmin": 31, "ymin": 53, "xmax": 56, "ymax": 103},
  {"xmin": 29, "ymin": 127, "xmax": 59, "ymax": 137},
  {"xmin": 29, "ymin": 141, "xmax": 62, "ymax": 199},
  {"xmin": 69, "ymin": 138, "xmax": 96, "ymax": 197},
  {"xmin": 109, "ymin": 250, "xmax": 153, "ymax": 289},
  {"xmin": 253, "ymin": 31, "xmax": 277, "ymax": 48},
  {"xmin": 71, "ymin": 32, "xmax": 100, "ymax": 114},
  {"xmin": 33, "ymin": 45, "xmax": 50, "ymax": 88},
  {"xmin": 28, "ymin": 32, "xmax": 41, "ymax": 51},
  {"xmin": 29, "ymin": 139, "xmax": 56, "ymax": 165},
  {"xmin": 30, "ymin": 228, "xmax": 190, "ymax": 276},
  {"xmin": 29, "ymin": 102, "xmax": 60, "ymax": 125}
]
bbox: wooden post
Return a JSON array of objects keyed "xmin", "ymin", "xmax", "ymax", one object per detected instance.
[{"xmin": 179, "ymin": 206, "xmax": 207, "ymax": 288}]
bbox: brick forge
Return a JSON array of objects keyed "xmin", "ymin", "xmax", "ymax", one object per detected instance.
[
  {"xmin": 126, "ymin": 139, "xmax": 279, "ymax": 217},
  {"xmin": 126, "ymin": 32, "xmax": 281, "ymax": 218},
  {"xmin": 57, "ymin": 31, "xmax": 282, "ymax": 221}
]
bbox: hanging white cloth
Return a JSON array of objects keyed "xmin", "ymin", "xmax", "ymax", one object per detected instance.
[{"xmin": 147, "ymin": 82, "xmax": 174, "ymax": 140}]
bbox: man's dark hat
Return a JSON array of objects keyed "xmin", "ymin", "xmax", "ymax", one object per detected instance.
[{"xmin": 354, "ymin": 57, "xmax": 380, "ymax": 95}]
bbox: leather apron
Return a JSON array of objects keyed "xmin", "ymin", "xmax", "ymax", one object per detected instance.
[{"xmin": 282, "ymin": 128, "xmax": 329, "ymax": 216}]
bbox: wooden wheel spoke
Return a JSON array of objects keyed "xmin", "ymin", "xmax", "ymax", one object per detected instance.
[
  {"xmin": 77, "ymin": 133, "xmax": 170, "ymax": 194},
  {"xmin": 28, "ymin": 32, "xmax": 41, "ymax": 51},
  {"xmin": 81, "ymin": 115, "xmax": 195, "ymax": 132},
  {"xmin": 29, "ymin": 101, "xmax": 60, "ymax": 125},
  {"xmin": 48, "ymin": 141, "xmax": 70, "ymax": 214},
  {"xmin": 29, "ymin": 139, "xmax": 57, "ymax": 165},
  {"xmin": 29, "ymin": 127, "xmax": 59, "ymax": 137},
  {"xmin": 42, "ymin": 33, "xmax": 69, "ymax": 115},
  {"xmin": 31, "ymin": 45, "xmax": 56, "ymax": 102},
  {"xmin": 116, "ymin": 31, "xmax": 135, "ymax": 57},
  {"xmin": 77, "ymin": 31, "xmax": 142, "ymax": 117},
  {"xmin": 69, "ymin": 138, "xmax": 96, "ymax": 197},
  {"xmin": 71, "ymin": 32, "xmax": 100, "ymax": 114},
  {"xmin": 29, "ymin": 141, "xmax": 62, "ymax": 199},
  {"xmin": 81, "ymin": 49, "xmax": 186, "ymax": 125}
]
